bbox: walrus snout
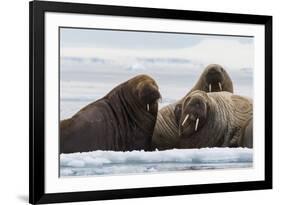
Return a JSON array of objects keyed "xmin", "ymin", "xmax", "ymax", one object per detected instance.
[
  {"xmin": 138, "ymin": 84, "xmax": 161, "ymax": 115},
  {"xmin": 137, "ymin": 82, "xmax": 161, "ymax": 104},
  {"xmin": 205, "ymin": 64, "xmax": 225, "ymax": 92},
  {"xmin": 179, "ymin": 95, "xmax": 208, "ymax": 137},
  {"xmin": 130, "ymin": 75, "xmax": 161, "ymax": 116}
]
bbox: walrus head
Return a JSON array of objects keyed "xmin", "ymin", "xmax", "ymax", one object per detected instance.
[
  {"xmin": 203, "ymin": 64, "xmax": 228, "ymax": 92},
  {"xmin": 128, "ymin": 74, "xmax": 161, "ymax": 116},
  {"xmin": 175, "ymin": 91, "xmax": 210, "ymax": 138}
]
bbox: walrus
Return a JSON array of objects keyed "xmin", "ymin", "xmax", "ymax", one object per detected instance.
[
  {"xmin": 238, "ymin": 118, "xmax": 253, "ymax": 148},
  {"xmin": 60, "ymin": 74, "xmax": 161, "ymax": 153},
  {"xmin": 187, "ymin": 64, "xmax": 234, "ymax": 95},
  {"xmin": 151, "ymin": 64, "xmax": 234, "ymax": 150},
  {"xmin": 151, "ymin": 103, "xmax": 179, "ymax": 150},
  {"xmin": 177, "ymin": 91, "xmax": 252, "ymax": 148},
  {"xmin": 152, "ymin": 90, "xmax": 252, "ymax": 149}
]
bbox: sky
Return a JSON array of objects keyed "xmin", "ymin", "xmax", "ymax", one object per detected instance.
[
  {"xmin": 60, "ymin": 28, "xmax": 253, "ymax": 49},
  {"xmin": 59, "ymin": 27, "xmax": 254, "ymax": 119},
  {"xmin": 60, "ymin": 27, "xmax": 254, "ymax": 70}
]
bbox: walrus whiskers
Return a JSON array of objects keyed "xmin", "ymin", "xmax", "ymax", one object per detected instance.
[
  {"xmin": 209, "ymin": 84, "xmax": 212, "ymax": 92},
  {"xmin": 195, "ymin": 118, "xmax": 199, "ymax": 131},
  {"xmin": 181, "ymin": 114, "xmax": 189, "ymax": 126},
  {"xmin": 147, "ymin": 104, "xmax": 149, "ymax": 111},
  {"xmin": 219, "ymin": 82, "xmax": 222, "ymax": 91}
]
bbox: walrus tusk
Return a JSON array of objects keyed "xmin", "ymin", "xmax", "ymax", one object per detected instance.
[
  {"xmin": 147, "ymin": 104, "xmax": 149, "ymax": 111},
  {"xmin": 219, "ymin": 82, "xmax": 222, "ymax": 91},
  {"xmin": 181, "ymin": 114, "xmax": 189, "ymax": 126},
  {"xmin": 195, "ymin": 118, "xmax": 199, "ymax": 131},
  {"xmin": 209, "ymin": 84, "xmax": 212, "ymax": 92}
]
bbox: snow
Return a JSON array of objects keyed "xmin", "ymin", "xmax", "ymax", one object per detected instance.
[{"xmin": 60, "ymin": 148, "xmax": 253, "ymax": 176}]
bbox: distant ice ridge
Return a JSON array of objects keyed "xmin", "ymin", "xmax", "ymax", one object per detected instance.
[
  {"xmin": 60, "ymin": 148, "xmax": 253, "ymax": 176},
  {"xmin": 127, "ymin": 63, "xmax": 147, "ymax": 71}
]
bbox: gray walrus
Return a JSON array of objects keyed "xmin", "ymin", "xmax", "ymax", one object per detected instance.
[
  {"xmin": 187, "ymin": 64, "xmax": 234, "ymax": 95},
  {"xmin": 60, "ymin": 74, "xmax": 161, "ymax": 153},
  {"xmin": 152, "ymin": 91, "xmax": 252, "ymax": 149}
]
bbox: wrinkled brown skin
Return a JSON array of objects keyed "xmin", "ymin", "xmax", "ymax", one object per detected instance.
[
  {"xmin": 152, "ymin": 91, "xmax": 253, "ymax": 149},
  {"xmin": 238, "ymin": 118, "xmax": 253, "ymax": 148},
  {"xmin": 177, "ymin": 91, "xmax": 253, "ymax": 148},
  {"xmin": 151, "ymin": 103, "xmax": 179, "ymax": 150},
  {"xmin": 187, "ymin": 64, "xmax": 234, "ymax": 95},
  {"xmin": 152, "ymin": 64, "xmax": 234, "ymax": 150},
  {"xmin": 60, "ymin": 74, "xmax": 161, "ymax": 153}
]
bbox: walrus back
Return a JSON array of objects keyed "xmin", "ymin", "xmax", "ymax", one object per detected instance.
[
  {"xmin": 238, "ymin": 118, "xmax": 253, "ymax": 148},
  {"xmin": 208, "ymin": 92, "xmax": 253, "ymax": 148},
  {"xmin": 152, "ymin": 103, "xmax": 179, "ymax": 150},
  {"xmin": 60, "ymin": 101, "xmax": 111, "ymax": 153}
]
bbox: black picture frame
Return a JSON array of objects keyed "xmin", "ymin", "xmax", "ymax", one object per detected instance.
[{"xmin": 29, "ymin": 0, "xmax": 272, "ymax": 204}]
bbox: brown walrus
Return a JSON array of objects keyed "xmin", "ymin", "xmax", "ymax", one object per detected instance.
[
  {"xmin": 152, "ymin": 64, "xmax": 234, "ymax": 150},
  {"xmin": 238, "ymin": 118, "xmax": 253, "ymax": 148},
  {"xmin": 177, "ymin": 91, "xmax": 252, "ymax": 148},
  {"xmin": 60, "ymin": 74, "xmax": 161, "ymax": 153},
  {"xmin": 151, "ymin": 103, "xmax": 179, "ymax": 150},
  {"xmin": 152, "ymin": 91, "xmax": 252, "ymax": 150},
  {"xmin": 187, "ymin": 64, "xmax": 234, "ymax": 95}
]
